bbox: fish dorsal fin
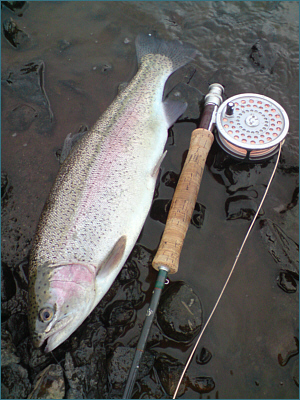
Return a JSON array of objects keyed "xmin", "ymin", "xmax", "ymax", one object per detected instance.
[
  {"xmin": 60, "ymin": 125, "xmax": 89, "ymax": 164},
  {"xmin": 163, "ymin": 99, "xmax": 187, "ymax": 128},
  {"xmin": 97, "ymin": 235, "xmax": 127, "ymax": 278}
]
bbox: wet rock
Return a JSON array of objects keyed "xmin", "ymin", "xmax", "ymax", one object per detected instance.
[
  {"xmin": 1, "ymin": 328, "xmax": 20, "ymax": 366},
  {"xmin": 260, "ymin": 218, "xmax": 299, "ymax": 277},
  {"xmin": 166, "ymin": 82, "xmax": 204, "ymax": 121},
  {"xmin": 133, "ymin": 375, "xmax": 165, "ymax": 399},
  {"xmin": 155, "ymin": 353, "xmax": 187, "ymax": 397},
  {"xmin": 191, "ymin": 202, "xmax": 206, "ymax": 229},
  {"xmin": 107, "ymin": 345, "xmax": 155, "ymax": 395},
  {"xmin": 72, "ymin": 322, "xmax": 107, "ymax": 365},
  {"xmin": 2, "ymin": 60, "xmax": 54, "ymax": 134},
  {"xmin": 187, "ymin": 375, "xmax": 215, "ymax": 394},
  {"xmin": 211, "ymin": 160, "xmax": 271, "ymax": 195},
  {"xmin": 2, "ymin": 1, "xmax": 28, "ymax": 16},
  {"xmin": 249, "ymin": 38, "xmax": 277, "ymax": 73},
  {"xmin": 124, "ymin": 244, "xmax": 154, "ymax": 275},
  {"xmin": 28, "ymin": 348, "xmax": 51, "ymax": 369},
  {"xmin": 28, "ymin": 364, "xmax": 65, "ymax": 399},
  {"xmin": 107, "ymin": 346, "xmax": 134, "ymax": 391},
  {"xmin": 277, "ymin": 271, "xmax": 298, "ymax": 293},
  {"xmin": 122, "ymin": 280, "xmax": 145, "ymax": 306},
  {"xmin": 2, "ymin": 17, "xmax": 30, "ymax": 48},
  {"xmin": 7, "ymin": 313, "xmax": 29, "ymax": 346},
  {"xmin": 104, "ymin": 300, "xmax": 136, "ymax": 327},
  {"xmin": 64, "ymin": 352, "xmax": 90, "ymax": 399},
  {"xmin": 1, "ymin": 363, "xmax": 31, "ymax": 399},
  {"xmin": 225, "ymin": 195, "xmax": 264, "ymax": 220},
  {"xmin": 150, "ymin": 199, "xmax": 171, "ymax": 224},
  {"xmin": 162, "ymin": 170, "xmax": 179, "ymax": 189},
  {"xmin": 196, "ymin": 347, "xmax": 212, "ymax": 365},
  {"xmin": 1, "ymin": 172, "xmax": 10, "ymax": 204},
  {"xmin": 157, "ymin": 281, "xmax": 203, "ymax": 342},
  {"xmin": 64, "ymin": 323, "xmax": 107, "ymax": 398},
  {"xmin": 119, "ymin": 259, "xmax": 139, "ymax": 282},
  {"xmin": 278, "ymin": 336, "xmax": 299, "ymax": 367},
  {"xmin": 1, "ymin": 262, "xmax": 16, "ymax": 303},
  {"xmin": 1, "ymin": 261, "xmax": 28, "ymax": 320},
  {"xmin": 104, "ymin": 300, "xmax": 136, "ymax": 343}
]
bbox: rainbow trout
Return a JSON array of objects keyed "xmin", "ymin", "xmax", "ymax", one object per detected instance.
[{"xmin": 28, "ymin": 33, "xmax": 196, "ymax": 352}]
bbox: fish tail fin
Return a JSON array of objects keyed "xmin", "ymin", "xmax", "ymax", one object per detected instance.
[{"xmin": 135, "ymin": 33, "xmax": 198, "ymax": 73}]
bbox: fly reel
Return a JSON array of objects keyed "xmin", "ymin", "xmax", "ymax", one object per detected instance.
[{"xmin": 215, "ymin": 93, "xmax": 289, "ymax": 161}]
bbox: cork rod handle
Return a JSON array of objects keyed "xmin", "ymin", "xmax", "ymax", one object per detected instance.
[{"xmin": 152, "ymin": 128, "xmax": 214, "ymax": 274}]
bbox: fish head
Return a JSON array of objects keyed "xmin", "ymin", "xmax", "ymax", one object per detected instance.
[{"xmin": 28, "ymin": 262, "xmax": 96, "ymax": 352}]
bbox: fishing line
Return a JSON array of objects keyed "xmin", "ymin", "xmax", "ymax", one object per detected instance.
[{"xmin": 173, "ymin": 142, "xmax": 282, "ymax": 399}]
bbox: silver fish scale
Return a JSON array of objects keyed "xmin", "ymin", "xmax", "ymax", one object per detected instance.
[
  {"xmin": 31, "ymin": 54, "xmax": 173, "ymax": 270},
  {"xmin": 28, "ymin": 33, "xmax": 198, "ymax": 352}
]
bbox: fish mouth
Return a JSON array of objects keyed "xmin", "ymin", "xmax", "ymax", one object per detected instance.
[{"xmin": 33, "ymin": 314, "xmax": 73, "ymax": 352}]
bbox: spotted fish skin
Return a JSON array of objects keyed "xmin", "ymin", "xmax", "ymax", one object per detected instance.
[{"xmin": 28, "ymin": 33, "xmax": 197, "ymax": 352}]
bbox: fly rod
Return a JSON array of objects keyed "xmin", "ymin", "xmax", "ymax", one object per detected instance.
[{"xmin": 123, "ymin": 83, "xmax": 224, "ymax": 399}]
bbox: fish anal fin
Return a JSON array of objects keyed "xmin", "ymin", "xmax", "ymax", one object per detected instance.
[{"xmin": 97, "ymin": 235, "xmax": 127, "ymax": 278}]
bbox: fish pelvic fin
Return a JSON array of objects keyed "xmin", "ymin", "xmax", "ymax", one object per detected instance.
[
  {"xmin": 163, "ymin": 98, "xmax": 188, "ymax": 128},
  {"xmin": 152, "ymin": 150, "xmax": 167, "ymax": 178},
  {"xmin": 97, "ymin": 235, "xmax": 127, "ymax": 277},
  {"xmin": 135, "ymin": 33, "xmax": 198, "ymax": 74}
]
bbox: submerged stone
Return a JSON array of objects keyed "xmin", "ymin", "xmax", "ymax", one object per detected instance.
[
  {"xmin": 104, "ymin": 300, "xmax": 136, "ymax": 327},
  {"xmin": 249, "ymin": 38, "xmax": 277, "ymax": 73},
  {"xmin": 225, "ymin": 195, "xmax": 263, "ymax": 220},
  {"xmin": 277, "ymin": 271, "xmax": 298, "ymax": 293},
  {"xmin": 277, "ymin": 336, "xmax": 299, "ymax": 367},
  {"xmin": 260, "ymin": 218, "xmax": 299, "ymax": 277},
  {"xmin": 1, "ymin": 363, "xmax": 31, "ymax": 399},
  {"xmin": 2, "ymin": 60, "xmax": 54, "ymax": 135},
  {"xmin": 64, "ymin": 323, "xmax": 107, "ymax": 398},
  {"xmin": 1, "ymin": 172, "xmax": 10, "ymax": 204},
  {"xmin": 155, "ymin": 353, "xmax": 187, "ymax": 397},
  {"xmin": 1, "ymin": 329, "xmax": 20, "ymax": 367},
  {"xmin": 187, "ymin": 375, "xmax": 215, "ymax": 394},
  {"xmin": 28, "ymin": 364, "xmax": 65, "ymax": 399},
  {"xmin": 157, "ymin": 281, "xmax": 203, "ymax": 342},
  {"xmin": 1, "ymin": 262, "xmax": 16, "ymax": 303},
  {"xmin": 196, "ymin": 347, "xmax": 212, "ymax": 365},
  {"xmin": 107, "ymin": 346, "xmax": 154, "ymax": 395},
  {"xmin": 2, "ymin": 1, "xmax": 28, "ymax": 16},
  {"xmin": 2, "ymin": 17, "xmax": 30, "ymax": 48}
]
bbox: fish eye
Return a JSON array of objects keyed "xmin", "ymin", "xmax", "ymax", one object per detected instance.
[{"xmin": 39, "ymin": 307, "xmax": 54, "ymax": 323}]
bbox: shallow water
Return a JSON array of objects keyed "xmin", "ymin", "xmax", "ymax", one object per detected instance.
[{"xmin": 1, "ymin": 1, "xmax": 299, "ymax": 399}]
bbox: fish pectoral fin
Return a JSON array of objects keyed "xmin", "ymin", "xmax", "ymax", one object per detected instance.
[
  {"xmin": 97, "ymin": 235, "xmax": 127, "ymax": 277},
  {"xmin": 163, "ymin": 98, "xmax": 187, "ymax": 128},
  {"xmin": 151, "ymin": 150, "xmax": 167, "ymax": 178}
]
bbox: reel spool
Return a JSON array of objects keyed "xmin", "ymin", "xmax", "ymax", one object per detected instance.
[{"xmin": 215, "ymin": 93, "xmax": 289, "ymax": 161}]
